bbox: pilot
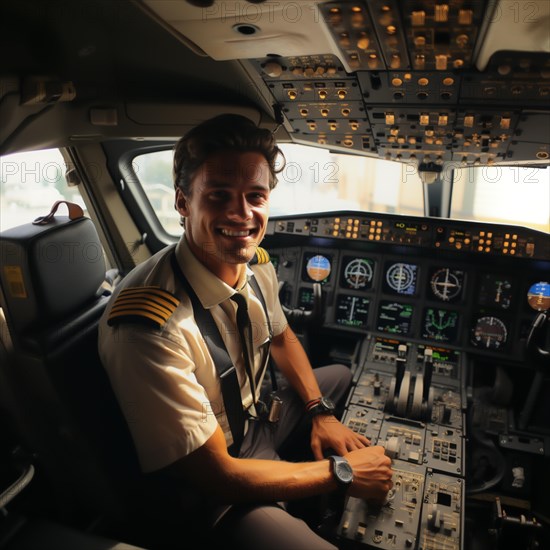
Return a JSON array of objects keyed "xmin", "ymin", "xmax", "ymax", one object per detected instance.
[{"xmin": 98, "ymin": 114, "xmax": 393, "ymax": 549}]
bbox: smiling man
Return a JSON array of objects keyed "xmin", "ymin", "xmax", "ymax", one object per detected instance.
[
  {"xmin": 175, "ymin": 148, "xmax": 271, "ymax": 284},
  {"xmin": 98, "ymin": 114, "xmax": 393, "ymax": 549}
]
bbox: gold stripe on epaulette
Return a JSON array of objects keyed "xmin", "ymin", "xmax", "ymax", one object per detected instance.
[
  {"xmin": 253, "ymin": 247, "xmax": 270, "ymax": 264},
  {"xmin": 107, "ymin": 286, "xmax": 179, "ymax": 328},
  {"xmin": 118, "ymin": 287, "xmax": 179, "ymax": 307}
]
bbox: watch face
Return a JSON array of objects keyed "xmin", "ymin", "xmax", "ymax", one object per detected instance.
[
  {"xmin": 321, "ymin": 397, "xmax": 335, "ymax": 411},
  {"xmin": 336, "ymin": 461, "xmax": 354, "ymax": 484},
  {"xmin": 331, "ymin": 456, "xmax": 353, "ymax": 485}
]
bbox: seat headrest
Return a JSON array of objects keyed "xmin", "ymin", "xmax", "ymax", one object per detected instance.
[{"xmin": 0, "ymin": 202, "xmax": 107, "ymax": 336}]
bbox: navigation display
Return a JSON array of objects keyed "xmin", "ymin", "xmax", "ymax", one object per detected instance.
[
  {"xmin": 428, "ymin": 267, "xmax": 465, "ymax": 303},
  {"xmin": 376, "ymin": 300, "xmax": 414, "ymax": 335},
  {"xmin": 382, "ymin": 262, "xmax": 419, "ymax": 296},
  {"xmin": 478, "ymin": 273, "xmax": 514, "ymax": 309},
  {"xmin": 421, "ymin": 308, "xmax": 460, "ymax": 343},
  {"xmin": 302, "ymin": 252, "xmax": 333, "ymax": 284},
  {"xmin": 335, "ymin": 295, "xmax": 370, "ymax": 328},
  {"xmin": 340, "ymin": 256, "xmax": 375, "ymax": 290}
]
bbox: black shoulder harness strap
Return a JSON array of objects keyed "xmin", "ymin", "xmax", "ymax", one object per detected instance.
[{"xmin": 169, "ymin": 248, "xmax": 273, "ymax": 457}]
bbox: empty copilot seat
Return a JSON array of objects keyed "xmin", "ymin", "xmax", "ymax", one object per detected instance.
[{"xmin": 0, "ymin": 201, "xmax": 140, "ymax": 530}]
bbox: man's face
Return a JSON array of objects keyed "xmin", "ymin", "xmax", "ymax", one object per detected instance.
[{"xmin": 176, "ymin": 150, "xmax": 271, "ymax": 283}]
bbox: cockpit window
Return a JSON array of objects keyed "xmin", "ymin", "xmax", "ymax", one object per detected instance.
[
  {"xmin": 272, "ymin": 143, "xmax": 424, "ymax": 218},
  {"xmin": 450, "ymin": 166, "xmax": 550, "ymax": 233},
  {"xmin": 134, "ymin": 143, "xmax": 425, "ymax": 236},
  {"xmin": 132, "ymin": 149, "xmax": 181, "ymax": 235},
  {"xmin": 133, "ymin": 146, "xmax": 549, "ymax": 237}
]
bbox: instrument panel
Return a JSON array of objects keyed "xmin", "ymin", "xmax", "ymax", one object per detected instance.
[
  {"xmin": 328, "ymin": 320, "xmax": 466, "ymax": 549},
  {"xmin": 266, "ymin": 211, "xmax": 549, "ymax": 360},
  {"xmin": 265, "ymin": 212, "xmax": 549, "ymax": 550}
]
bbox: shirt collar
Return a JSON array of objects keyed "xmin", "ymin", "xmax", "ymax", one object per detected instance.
[{"xmin": 175, "ymin": 236, "xmax": 254, "ymax": 309}]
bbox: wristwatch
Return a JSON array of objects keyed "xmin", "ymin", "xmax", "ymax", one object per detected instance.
[
  {"xmin": 329, "ymin": 455, "xmax": 354, "ymax": 489},
  {"xmin": 306, "ymin": 396, "xmax": 336, "ymax": 417}
]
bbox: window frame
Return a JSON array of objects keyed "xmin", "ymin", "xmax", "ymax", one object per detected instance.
[{"xmin": 103, "ymin": 139, "xmax": 179, "ymax": 254}]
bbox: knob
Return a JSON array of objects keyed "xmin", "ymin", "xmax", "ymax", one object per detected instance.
[
  {"xmin": 398, "ymin": 344, "xmax": 407, "ymax": 358},
  {"xmin": 263, "ymin": 61, "xmax": 283, "ymax": 78},
  {"xmin": 384, "ymin": 436, "xmax": 400, "ymax": 459}
]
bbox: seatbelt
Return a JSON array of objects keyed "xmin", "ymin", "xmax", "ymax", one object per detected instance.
[
  {"xmin": 169, "ymin": 250, "xmax": 273, "ymax": 456},
  {"xmin": 247, "ymin": 275, "xmax": 277, "ymax": 392}
]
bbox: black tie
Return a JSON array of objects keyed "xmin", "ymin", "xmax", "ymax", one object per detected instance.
[{"xmin": 231, "ymin": 293, "xmax": 257, "ymax": 401}]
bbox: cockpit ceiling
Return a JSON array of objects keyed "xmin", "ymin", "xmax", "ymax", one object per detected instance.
[{"xmin": 139, "ymin": 0, "xmax": 550, "ymax": 166}]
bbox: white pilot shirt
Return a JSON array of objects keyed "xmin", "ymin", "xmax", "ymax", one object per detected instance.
[{"xmin": 98, "ymin": 236, "xmax": 287, "ymax": 473}]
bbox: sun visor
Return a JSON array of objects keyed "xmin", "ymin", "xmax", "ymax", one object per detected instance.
[{"xmin": 138, "ymin": 0, "xmax": 347, "ymax": 65}]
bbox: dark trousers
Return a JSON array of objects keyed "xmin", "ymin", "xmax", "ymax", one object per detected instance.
[{"xmin": 214, "ymin": 363, "xmax": 352, "ymax": 550}]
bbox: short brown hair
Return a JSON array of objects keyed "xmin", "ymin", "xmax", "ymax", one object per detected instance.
[{"xmin": 173, "ymin": 114, "xmax": 284, "ymax": 195}]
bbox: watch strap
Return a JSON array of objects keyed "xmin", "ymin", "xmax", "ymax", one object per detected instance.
[{"xmin": 306, "ymin": 396, "xmax": 335, "ymax": 417}]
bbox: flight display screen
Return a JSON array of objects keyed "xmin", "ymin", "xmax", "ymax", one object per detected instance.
[
  {"xmin": 382, "ymin": 262, "xmax": 419, "ymax": 296},
  {"xmin": 376, "ymin": 300, "xmax": 414, "ymax": 335},
  {"xmin": 340, "ymin": 256, "xmax": 375, "ymax": 290},
  {"xmin": 421, "ymin": 308, "xmax": 460, "ymax": 343},
  {"xmin": 428, "ymin": 267, "xmax": 465, "ymax": 303},
  {"xmin": 335, "ymin": 294, "xmax": 370, "ymax": 327},
  {"xmin": 373, "ymin": 337, "xmax": 403, "ymax": 355},
  {"xmin": 302, "ymin": 252, "xmax": 333, "ymax": 284},
  {"xmin": 477, "ymin": 273, "xmax": 514, "ymax": 309},
  {"xmin": 298, "ymin": 287, "xmax": 316, "ymax": 310}
]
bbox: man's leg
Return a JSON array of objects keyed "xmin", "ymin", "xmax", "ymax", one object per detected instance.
[
  {"xmin": 215, "ymin": 503, "xmax": 339, "ymax": 550},
  {"xmin": 239, "ymin": 363, "xmax": 352, "ymax": 460},
  {"xmin": 214, "ymin": 364, "xmax": 352, "ymax": 548}
]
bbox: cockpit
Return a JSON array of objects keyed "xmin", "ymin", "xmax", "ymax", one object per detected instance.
[{"xmin": 0, "ymin": 1, "xmax": 549, "ymax": 549}]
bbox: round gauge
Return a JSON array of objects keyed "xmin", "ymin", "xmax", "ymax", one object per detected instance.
[
  {"xmin": 478, "ymin": 274, "xmax": 514, "ymax": 310},
  {"xmin": 343, "ymin": 258, "xmax": 374, "ymax": 289},
  {"xmin": 527, "ymin": 281, "xmax": 550, "ymax": 312},
  {"xmin": 305, "ymin": 254, "xmax": 331, "ymax": 283},
  {"xmin": 471, "ymin": 316, "xmax": 508, "ymax": 350},
  {"xmin": 430, "ymin": 268, "xmax": 464, "ymax": 302},
  {"xmin": 385, "ymin": 262, "xmax": 418, "ymax": 295},
  {"xmin": 422, "ymin": 308, "xmax": 459, "ymax": 342}
]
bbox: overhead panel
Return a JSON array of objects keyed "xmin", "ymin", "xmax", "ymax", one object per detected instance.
[{"xmin": 139, "ymin": 0, "xmax": 550, "ymax": 166}]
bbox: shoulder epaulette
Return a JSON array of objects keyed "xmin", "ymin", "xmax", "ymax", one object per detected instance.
[
  {"xmin": 107, "ymin": 286, "xmax": 180, "ymax": 329},
  {"xmin": 249, "ymin": 247, "xmax": 270, "ymax": 265}
]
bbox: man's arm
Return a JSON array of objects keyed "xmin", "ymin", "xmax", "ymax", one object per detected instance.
[
  {"xmin": 164, "ymin": 424, "xmax": 392, "ymax": 504},
  {"xmin": 269, "ymin": 325, "xmax": 371, "ymax": 460}
]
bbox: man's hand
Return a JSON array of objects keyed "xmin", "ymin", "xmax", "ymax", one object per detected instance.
[
  {"xmin": 345, "ymin": 445, "xmax": 394, "ymax": 503},
  {"xmin": 310, "ymin": 414, "xmax": 371, "ymax": 460}
]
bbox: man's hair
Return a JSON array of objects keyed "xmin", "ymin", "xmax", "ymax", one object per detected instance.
[{"xmin": 173, "ymin": 114, "xmax": 285, "ymax": 195}]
